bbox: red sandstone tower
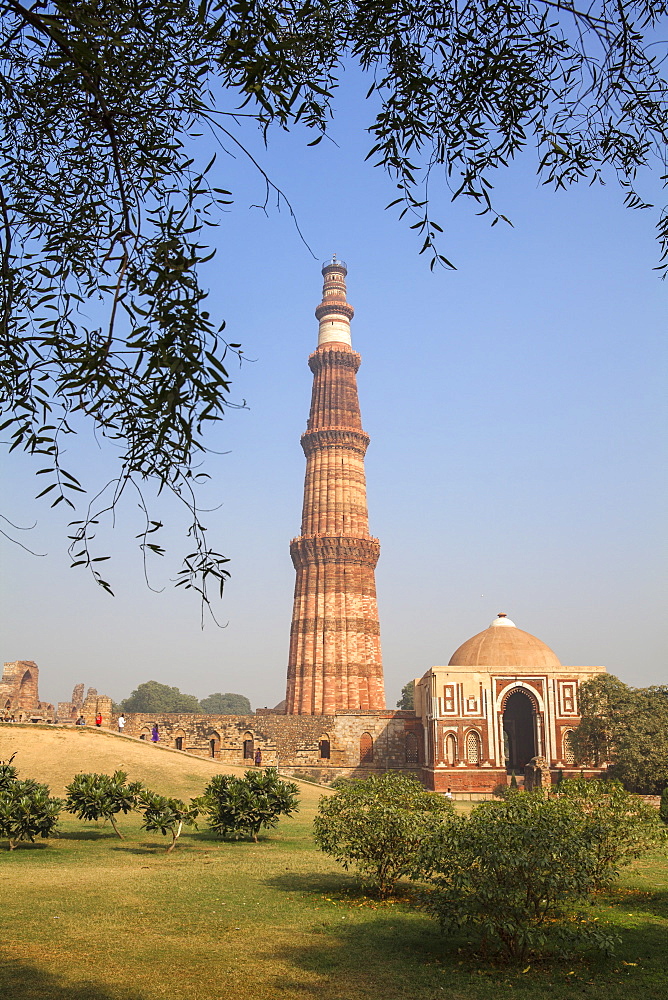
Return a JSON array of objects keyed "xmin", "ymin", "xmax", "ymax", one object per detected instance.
[{"xmin": 285, "ymin": 257, "xmax": 386, "ymax": 714}]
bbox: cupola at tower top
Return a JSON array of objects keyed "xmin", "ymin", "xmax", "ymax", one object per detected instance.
[{"xmin": 316, "ymin": 254, "xmax": 354, "ymax": 346}]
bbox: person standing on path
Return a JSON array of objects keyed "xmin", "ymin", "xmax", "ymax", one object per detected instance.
[
  {"xmin": 151, "ymin": 724, "xmax": 159, "ymax": 743},
  {"xmin": 254, "ymin": 747, "xmax": 262, "ymax": 767},
  {"xmin": 118, "ymin": 714, "xmax": 125, "ymax": 734},
  {"xmin": 95, "ymin": 712, "xmax": 102, "ymax": 727}
]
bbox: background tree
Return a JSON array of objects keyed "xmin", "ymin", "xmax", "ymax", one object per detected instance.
[
  {"xmin": 196, "ymin": 768, "xmax": 299, "ymax": 841},
  {"xmin": 396, "ymin": 681, "xmax": 414, "ymax": 711},
  {"xmin": 65, "ymin": 770, "xmax": 144, "ymax": 839},
  {"xmin": 199, "ymin": 692, "xmax": 252, "ymax": 715},
  {"xmin": 573, "ymin": 675, "xmax": 668, "ymax": 793},
  {"xmin": 2, "ymin": 1, "xmax": 667, "ymax": 600},
  {"xmin": 313, "ymin": 772, "xmax": 453, "ymax": 897},
  {"xmin": 119, "ymin": 681, "xmax": 203, "ymax": 714}
]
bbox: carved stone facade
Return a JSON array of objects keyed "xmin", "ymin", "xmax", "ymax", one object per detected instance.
[
  {"xmin": 286, "ymin": 258, "xmax": 385, "ymax": 714},
  {"xmin": 414, "ymin": 614, "xmax": 607, "ymax": 797},
  {"xmin": 0, "ymin": 661, "xmax": 54, "ymax": 721}
]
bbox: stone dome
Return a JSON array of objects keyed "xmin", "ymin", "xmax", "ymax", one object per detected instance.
[{"xmin": 448, "ymin": 614, "xmax": 561, "ymax": 669}]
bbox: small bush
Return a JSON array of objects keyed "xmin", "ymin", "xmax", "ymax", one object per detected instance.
[
  {"xmin": 0, "ymin": 757, "xmax": 62, "ymax": 850},
  {"xmin": 557, "ymin": 777, "xmax": 665, "ymax": 888},
  {"xmin": 65, "ymin": 771, "xmax": 144, "ymax": 839},
  {"xmin": 419, "ymin": 790, "xmax": 619, "ymax": 962},
  {"xmin": 138, "ymin": 791, "xmax": 198, "ymax": 852},
  {"xmin": 314, "ymin": 772, "xmax": 454, "ymax": 897},
  {"xmin": 196, "ymin": 768, "xmax": 299, "ymax": 841}
]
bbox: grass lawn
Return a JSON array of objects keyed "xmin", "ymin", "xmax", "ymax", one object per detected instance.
[{"xmin": 0, "ymin": 728, "xmax": 666, "ymax": 1000}]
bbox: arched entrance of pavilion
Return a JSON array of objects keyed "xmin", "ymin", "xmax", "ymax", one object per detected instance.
[{"xmin": 502, "ymin": 688, "xmax": 538, "ymax": 773}]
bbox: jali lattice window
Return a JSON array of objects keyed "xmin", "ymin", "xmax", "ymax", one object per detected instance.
[
  {"xmin": 405, "ymin": 732, "xmax": 419, "ymax": 764},
  {"xmin": 466, "ymin": 730, "xmax": 481, "ymax": 764},
  {"xmin": 563, "ymin": 730, "xmax": 575, "ymax": 765}
]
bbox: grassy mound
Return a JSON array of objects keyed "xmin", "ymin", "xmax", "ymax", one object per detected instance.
[{"xmin": 0, "ymin": 724, "xmax": 327, "ymax": 803}]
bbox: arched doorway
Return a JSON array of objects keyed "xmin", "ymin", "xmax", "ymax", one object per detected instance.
[
  {"xmin": 242, "ymin": 732, "xmax": 254, "ymax": 760},
  {"xmin": 503, "ymin": 690, "xmax": 536, "ymax": 772}
]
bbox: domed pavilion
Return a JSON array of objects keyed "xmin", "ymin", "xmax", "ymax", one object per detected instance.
[{"xmin": 414, "ymin": 614, "xmax": 607, "ymax": 797}]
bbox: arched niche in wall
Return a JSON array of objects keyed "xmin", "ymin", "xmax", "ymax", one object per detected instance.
[
  {"xmin": 445, "ymin": 732, "xmax": 458, "ymax": 766},
  {"xmin": 359, "ymin": 732, "xmax": 373, "ymax": 764}
]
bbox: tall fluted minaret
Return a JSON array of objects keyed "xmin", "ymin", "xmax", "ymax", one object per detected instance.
[{"xmin": 286, "ymin": 257, "xmax": 386, "ymax": 714}]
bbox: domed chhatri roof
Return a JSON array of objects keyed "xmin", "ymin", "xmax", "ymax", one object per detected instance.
[{"xmin": 448, "ymin": 614, "xmax": 561, "ymax": 669}]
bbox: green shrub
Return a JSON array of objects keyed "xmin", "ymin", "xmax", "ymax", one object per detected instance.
[
  {"xmin": 196, "ymin": 768, "xmax": 299, "ymax": 842},
  {"xmin": 0, "ymin": 757, "xmax": 62, "ymax": 850},
  {"xmin": 557, "ymin": 777, "xmax": 665, "ymax": 888},
  {"xmin": 0, "ymin": 754, "xmax": 19, "ymax": 792},
  {"xmin": 313, "ymin": 772, "xmax": 454, "ymax": 897},
  {"xmin": 65, "ymin": 771, "xmax": 144, "ymax": 839},
  {"xmin": 419, "ymin": 790, "xmax": 618, "ymax": 962},
  {"xmin": 138, "ymin": 791, "xmax": 198, "ymax": 852},
  {"xmin": 660, "ymin": 787, "xmax": 668, "ymax": 825}
]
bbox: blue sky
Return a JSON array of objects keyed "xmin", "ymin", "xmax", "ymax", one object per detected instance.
[{"xmin": 1, "ymin": 67, "xmax": 666, "ymax": 709}]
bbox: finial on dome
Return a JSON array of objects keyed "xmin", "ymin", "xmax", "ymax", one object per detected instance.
[{"xmin": 491, "ymin": 613, "xmax": 516, "ymax": 628}]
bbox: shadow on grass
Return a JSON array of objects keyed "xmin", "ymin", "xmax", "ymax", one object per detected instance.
[
  {"xmin": 263, "ymin": 876, "xmax": 668, "ymax": 1000},
  {"xmin": 265, "ymin": 869, "xmax": 423, "ymax": 901},
  {"xmin": 1, "ymin": 841, "xmax": 50, "ymax": 851},
  {"xmin": 189, "ymin": 830, "xmax": 272, "ymax": 846},
  {"xmin": 0, "ymin": 957, "xmax": 134, "ymax": 1000},
  {"xmin": 602, "ymin": 887, "xmax": 668, "ymax": 921},
  {"xmin": 57, "ymin": 830, "xmax": 115, "ymax": 841},
  {"xmin": 264, "ymin": 915, "xmax": 668, "ymax": 1000},
  {"xmin": 266, "ymin": 870, "xmax": 374, "ymax": 895},
  {"xmin": 262, "ymin": 910, "xmax": 449, "ymax": 1000}
]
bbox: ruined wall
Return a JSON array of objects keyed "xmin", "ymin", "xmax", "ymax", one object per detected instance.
[
  {"xmin": 115, "ymin": 709, "xmax": 423, "ymax": 784},
  {"xmin": 0, "ymin": 661, "xmax": 53, "ymax": 720},
  {"xmin": 56, "ymin": 684, "xmax": 112, "ymax": 726}
]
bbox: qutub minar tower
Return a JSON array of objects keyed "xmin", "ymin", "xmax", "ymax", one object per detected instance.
[
  {"xmin": 7, "ymin": 258, "xmax": 607, "ymax": 796},
  {"xmin": 285, "ymin": 257, "xmax": 386, "ymax": 714}
]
